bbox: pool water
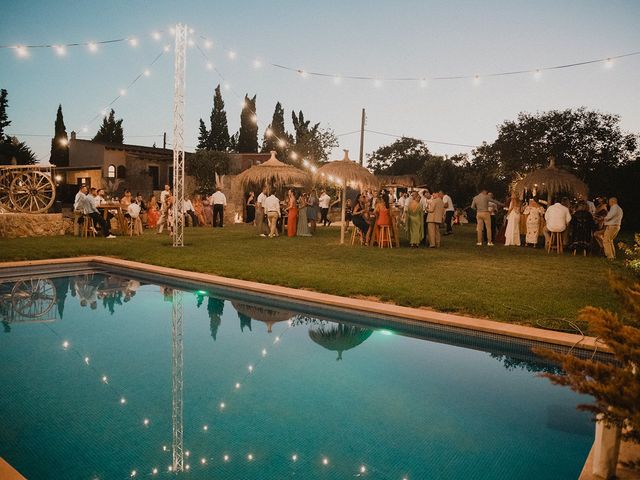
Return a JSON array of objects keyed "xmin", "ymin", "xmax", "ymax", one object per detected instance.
[{"xmin": 0, "ymin": 272, "xmax": 594, "ymax": 479}]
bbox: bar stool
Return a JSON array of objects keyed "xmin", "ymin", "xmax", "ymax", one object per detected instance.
[
  {"xmin": 547, "ymin": 231, "xmax": 563, "ymax": 254},
  {"xmin": 349, "ymin": 225, "xmax": 364, "ymax": 245},
  {"xmin": 378, "ymin": 224, "xmax": 393, "ymax": 248},
  {"xmin": 81, "ymin": 215, "xmax": 96, "ymax": 238}
]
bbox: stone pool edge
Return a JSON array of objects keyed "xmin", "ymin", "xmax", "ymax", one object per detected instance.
[{"xmin": 0, "ymin": 255, "xmax": 609, "ymax": 354}]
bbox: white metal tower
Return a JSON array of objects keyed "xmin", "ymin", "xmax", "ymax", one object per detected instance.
[
  {"xmin": 172, "ymin": 23, "xmax": 187, "ymax": 247},
  {"xmin": 171, "ymin": 289, "xmax": 184, "ymax": 472}
]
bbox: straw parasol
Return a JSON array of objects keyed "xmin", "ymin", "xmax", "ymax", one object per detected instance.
[
  {"xmin": 308, "ymin": 323, "xmax": 373, "ymax": 361},
  {"xmin": 376, "ymin": 174, "xmax": 418, "ymax": 188},
  {"xmin": 513, "ymin": 156, "xmax": 588, "ymax": 203},
  {"xmin": 235, "ymin": 150, "xmax": 309, "ymax": 190},
  {"xmin": 315, "ymin": 149, "xmax": 378, "ymax": 244},
  {"xmin": 231, "ymin": 301, "xmax": 293, "ymax": 333}
]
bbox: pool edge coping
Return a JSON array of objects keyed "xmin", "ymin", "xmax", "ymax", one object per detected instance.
[{"xmin": 0, "ymin": 256, "xmax": 609, "ymax": 353}]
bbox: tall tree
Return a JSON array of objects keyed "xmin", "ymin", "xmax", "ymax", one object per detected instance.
[
  {"xmin": 261, "ymin": 102, "xmax": 291, "ymax": 160},
  {"xmin": 0, "ymin": 89, "xmax": 10, "ymax": 138},
  {"xmin": 207, "ymin": 85, "xmax": 231, "ymax": 151},
  {"xmin": 237, "ymin": 94, "xmax": 258, "ymax": 153},
  {"xmin": 93, "ymin": 109, "xmax": 124, "ymax": 144},
  {"xmin": 367, "ymin": 137, "xmax": 430, "ymax": 174},
  {"xmin": 290, "ymin": 110, "xmax": 337, "ymax": 164},
  {"xmin": 185, "ymin": 150, "xmax": 230, "ymax": 194},
  {"xmin": 0, "ymin": 137, "xmax": 37, "ymax": 165},
  {"xmin": 197, "ymin": 119, "xmax": 209, "ymax": 150},
  {"xmin": 50, "ymin": 104, "xmax": 69, "ymax": 166}
]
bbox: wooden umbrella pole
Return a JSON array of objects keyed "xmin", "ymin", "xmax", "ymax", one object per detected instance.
[{"xmin": 340, "ymin": 186, "xmax": 347, "ymax": 244}]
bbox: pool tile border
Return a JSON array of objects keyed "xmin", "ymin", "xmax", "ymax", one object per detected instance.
[{"xmin": 0, "ymin": 256, "xmax": 609, "ymax": 353}]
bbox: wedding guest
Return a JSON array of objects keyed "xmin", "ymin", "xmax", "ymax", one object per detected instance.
[
  {"xmin": 602, "ymin": 197, "xmax": 623, "ymax": 260},
  {"xmin": 319, "ymin": 190, "xmax": 331, "ymax": 226},
  {"xmin": 427, "ymin": 192, "xmax": 445, "ymax": 248},
  {"xmin": 569, "ymin": 201, "xmax": 596, "ymax": 255},
  {"xmin": 307, "ymin": 189, "xmax": 319, "ymax": 233},
  {"xmin": 286, "ymin": 189, "xmax": 298, "ymax": 237},
  {"xmin": 543, "ymin": 197, "xmax": 572, "ymax": 247},
  {"xmin": 440, "ymin": 190, "xmax": 455, "ymax": 235},
  {"xmin": 504, "ymin": 194, "xmax": 521, "ymax": 246},
  {"xmin": 246, "ymin": 191, "xmax": 256, "ymax": 224},
  {"xmin": 296, "ymin": 192, "xmax": 312, "ymax": 237},
  {"xmin": 256, "ymin": 186, "xmax": 268, "ymax": 237},
  {"xmin": 351, "ymin": 194, "xmax": 369, "ymax": 240},
  {"xmin": 523, "ymin": 198, "xmax": 544, "ymax": 247},
  {"xmin": 405, "ymin": 192, "xmax": 424, "ymax": 248},
  {"xmin": 210, "ymin": 187, "xmax": 227, "ymax": 227},
  {"xmin": 193, "ymin": 194, "xmax": 206, "ymax": 226},
  {"xmin": 147, "ymin": 194, "xmax": 160, "ymax": 229},
  {"xmin": 264, "ymin": 191, "xmax": 281, "ymax": 237},
  {"xmin": 471, "ymin": 188, "xmax": 493, "ymax": 246}
]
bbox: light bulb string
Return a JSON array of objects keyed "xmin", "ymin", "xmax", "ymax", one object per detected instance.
[
  {"xmin": 195, "ymin": 30, "xmax": 639, "ymax": 81},
  {"xmin": 80, "ymin": 48, "xmax": 168, "ymax": 132}
]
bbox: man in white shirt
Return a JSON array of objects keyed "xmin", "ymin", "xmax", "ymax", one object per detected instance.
[
  {"xmin": 543, "ymin": 198, "xmax": 572, "ymax": 247},
  {"xmin": 210, "ymin": 187, "xmax": 227, "ymax": 227},
  {"xmin": 183, "ymin": 197, "xmax": 199, "ymax": 227},
  {"xmin": 602, "ymin": 197, "xmax": 623, "ymax": 259},
  {"xmin": 318, "ymin": 190, "xmax": 331, "ymax": 226},
  {"xmin": 263, "ymin": 192, "xmax": 281, "ymax": 237},
  {"xmin": 160, "ymin": 184, "xmax": 171, "ymax": 205},
  {"xmin": 256, "ymin": 186, "xmax": 268, "ymax": 236},
  {"xmin": 73, "ymin": 185, "xmax": 86, "ymax": 211},
  {"xmin": 76, "ymin": 185, "xmax": 115, "ymax": 238},
  {"xmin": 440, "ymin": 190, "xmax": 454, "ymax": 235}
]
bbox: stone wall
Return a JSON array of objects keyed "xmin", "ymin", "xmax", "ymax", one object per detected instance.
[{"xmin": 0, "ymin": 213, "xmax": 69, "ymax": 239}]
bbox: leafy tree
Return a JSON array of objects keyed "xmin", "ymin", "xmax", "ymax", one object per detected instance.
[
  {"xmin": 535, "ymin": 275, "xmax": 640, "ymax": 472},
  {"xmin": 290, "ymin": 110, "xmax": 337, "ymax": 164},
  {"xmin": 49, "ymin": 104, "xmax": 69, "ymax": 166},
  {"xmin": 197, "ymin": 119, "xmax": 209, "ymax": 150},
  {"xmin": 367, "ymin": 137, "xmax": 430, "ymax": 174},
  {"xmin": 229, "ymin": 131, "xmax": 239, "ymax": 153},
  {"xmin": 207, "ymin": 85, "xmax": 231, "ymax": 151},
  {"xmin": 0, "ymin": 89, "xmax": 10, "ymax": 138},
  {"xmin": 186, "ymin": 150, "xmax": 230, "ymax": 194},
  {"xmin": 479, "ymin": 108, "xmax": 638, "ymax": 190},
  {"xmin": 261, "ymin": 102, "xmax": 292, "ymax": 160},
  {"xmin": 237, "ymin": 94, "xmax": 258, "ymax": 153},
  {"xmin": 93, "ymin": 109, "xmax": 124, "ymax": 143}
]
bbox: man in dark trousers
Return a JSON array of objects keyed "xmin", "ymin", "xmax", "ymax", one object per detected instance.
[{"xmin": 210, "ymin": 187, "xmax": 227, "ymax": 227}]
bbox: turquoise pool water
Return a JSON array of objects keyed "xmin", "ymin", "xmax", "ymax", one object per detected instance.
[{"xmin": 0, "ymin": 271, "xmax": 595, "ymax": 479}]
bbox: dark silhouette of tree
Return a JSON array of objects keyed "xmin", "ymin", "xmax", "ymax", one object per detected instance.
[
  {"xmin": 197, "ymin": 119, "xmax": 209, "ymax": 150},
  {"xmin": 262, "ymin": 102, "xmax": 291, "ymax": 160},
  {"xmin": 290, "ymin": 110, "xmax": 337, "ymax": 164},
  {"xmin": 93, "ymin": 109, "xmax": 124, "ymax": 144},
  {"xmin": 50, "ymin": 104, "xmax": 69, "ymax": 166},
  {"xmin": 0, "ymin": 89, "xmax": 10, "ymax": 138},
  {"xmin": 237, "ymin": 94, "xmax": 258, "ymax": 153},
  {"xmin": 207, "ymin": 85, "xmax": 231, "ymax": 151}
]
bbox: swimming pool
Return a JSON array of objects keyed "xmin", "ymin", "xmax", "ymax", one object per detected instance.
[{"xmin": 0, "ymin": 268, "xmax": 596, "ymax": 479}]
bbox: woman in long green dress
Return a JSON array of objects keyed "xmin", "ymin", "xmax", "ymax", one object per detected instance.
[
  {"xmin": 405, "ymin": 192, "xmax": 424, "ymax": 247},
  {"xmin": 296, "ymin": 193, "xmax": 312, "ymax": 236}
]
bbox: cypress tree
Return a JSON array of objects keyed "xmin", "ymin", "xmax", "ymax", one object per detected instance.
[
  {"xmin": 50, "ymin": 104, "xmax": 69, "ymax": 166},
  {"xmin": 208, "ymin": 85, "xmax": 230, "ymax": 151},
  {"xmin": 237, "ymin": 94, "xmax": 258, "ymax": 153},
  {"xmin": 261, "ymin": 101, "xmax": 292, "ymax": 160},
  {"xmin": 0, "ymin": 89, "xmax": 10, "ymax": 138},
  {"xmin": 197, "ymin": 119, "xmax": 209, "ymax": 150},
  {"xmin": 93, "ymin": 109, "xmax": 124, "ymax": 144}
]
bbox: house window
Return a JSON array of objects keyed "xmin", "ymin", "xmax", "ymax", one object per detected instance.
[
  {"xmin": 107, "ymin": 165, "xmax": 116, "ymax": 178},
  {"xmin": 116, "ymin": 165, "xmax": 126, "ymax": 179}
]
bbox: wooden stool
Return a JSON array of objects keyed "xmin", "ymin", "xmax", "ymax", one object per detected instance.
[
  {"xmin": 349, "ymin": 226, "xmax": 364, "ymax": 245},
  {"xmin": 129, "ymin": 217, "xmax": 143, "ymax": 236},
  {"xmin": 547, "ymin": 231, "xmax": 563, "ymax": 254},
  {"xmin": 378, "ymin": 225, "xmax": 393, "ymax": 248},
  {"xmin": 81, "ymin": 215, "xmax": 96, "ymax": 238}
]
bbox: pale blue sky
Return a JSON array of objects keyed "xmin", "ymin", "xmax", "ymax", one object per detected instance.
[{"xmin": 1, "ymin": 0, "xmax": 639, "ymax": 163}]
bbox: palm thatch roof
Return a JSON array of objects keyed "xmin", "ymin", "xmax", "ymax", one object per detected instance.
[
  {"xmin": 513, "ymin": 156, "xmax": 588, "ymax": 201},
  {"xmin": 235, "ymin": 151, "xmax": 309, "ymax": 190},
  {"xmin": 314, "ymin": 150, "xmax": 378, "ymax": 188},
  {"xmin": 231, "ymin": 301, "xmax": 293, "ymax": 333},
  {"xmin": 308, "ymin": 323, "xmax": 373, "ymax": 361},
  {"xmin": 376, "ymin": 174, "xmax": 418, "ymax": 188}
]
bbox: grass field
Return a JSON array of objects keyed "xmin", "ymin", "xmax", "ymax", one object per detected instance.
[{"xmin": 0, "ymin": 223, "xmax": 628, "ymax": 332}]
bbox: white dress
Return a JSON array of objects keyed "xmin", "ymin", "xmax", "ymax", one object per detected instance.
[{"xmin": 504, "ymin": 209, "xmax": 521, "ymax": 246}]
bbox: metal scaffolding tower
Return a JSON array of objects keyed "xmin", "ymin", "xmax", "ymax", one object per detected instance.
[
  {"xmin": 171, "ymin": 289, "xmax": 184, "ymax": 471},
  {"xmin": 172, "ymin": 23, "xmax": 187, "ymax": 247}
]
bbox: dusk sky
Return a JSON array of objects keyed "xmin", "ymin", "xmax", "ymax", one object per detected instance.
[{"xmin": 1, "ymin": 0, "xmax": 639, "ymax": 164}]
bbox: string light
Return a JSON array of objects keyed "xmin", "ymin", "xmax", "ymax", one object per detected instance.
[
  {"xmin": 292, "ymin": 454, "xmax": 298, "ymax": 462},
  {"xmin": 54, "ymin": 45, "xmax": 66, "ymax": 56},
  {"xmin": 62, "ymin": 340, "xmax": 69, "ymax": 349},
  {"xmin": 143, "ymin": 418, "xmax": 150, "ymax": 426},
  {"xmin": 223, "ymin": 454, "xmax": 229, "ymax": 462},
  {"xmin": 323, "ymin": 457, "xmax": 329, "ymax": 465},
  {"xmin": 163, "ymin": 45, "xmax": 170, "ymax": 52},
  {"xmin": 228, "ymin": 50, "xmax": 237, "ymax": 60},
  {"xmin": 152, "ymin": 31, "xmax": 161, "ymax": 41},
  {"xmin": 101, "ymin": 375, "xmax": 108, "ymax": 383},
  {"xmin": 219, "ymin": 402, "xmax": 226, "ymax": 409},
  {"xmin": 128, "ymin": 38, "xmax": 138, "ymax": 47},
  {"xmin": 360, "ymin": 465, "xmax": 367, "ymax": 473},
  {"xmin": 130, "ymin": 470, "xmax": 137, "ymax": 477},
  {"xmin": 277, "ymin": 139, "xmax": 286, "ymax": 148},
  {"xmin": 235, "ymin": 382, "xmax": 241, "ymax": 389},
  {"xmin": 151, "ymin": 467, "xmax": 158, "ymax": 475},
  {"xmin": 119, "ymin": 88, "xmax": 127, "ymax": 96},
  {"xmin": 247, "ymin": 453, "xmax": 254, "ymax": 461},
  {"xmin": 203, "ymin": 424, "xmax": 209, "ymax": 431},
  {"xmin": 605, "ymin": 58, "xmax": 614, "ymax": 69},
  {"xmin": 419, "ymin": 78, "xmax": 428, "ymax": 88},
  {"xmin": 84, "ymin": 356, "xmax": 90, "ymax": 364},
  {"xmin": 200, "ymin": 458, "xmax": 207, "ymax": 465},
  {"xmin": 261, "ymin": 348, "xmax": 267, "ymax": 356},
  {"xmin": 253, "ymin": 59, "xmax": 262, "ymax": 68},
  {"xmin": 120, "ymin": 397, "xmax": 126, "ymax": 404},
  {"xmin": 206, "ymin": 62, "xmax": 214, "ymax": 70},
  {"xmin": 143, "ymin": 69, "xmax": 151, "ymax": 76},
  {"xmin": 204, "ymin": 40, "xmax": 213, "ymax": 49},
  {"xmin": 87, "ymin": 42, "xmax": 98, "ymax": 53},
  {"xmin": 15, "ymin": 45, "xmax": 28, "ymax": 58}
]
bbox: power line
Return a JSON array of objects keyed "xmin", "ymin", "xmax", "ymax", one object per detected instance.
[{"xmin": 364, "ymin": 129, "xmax": 477, "ymax": 148}]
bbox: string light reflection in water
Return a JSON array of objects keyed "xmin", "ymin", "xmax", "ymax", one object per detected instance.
[{"xmin": 0, "ymin": 272, "xmax": 595, "ymax": 479}]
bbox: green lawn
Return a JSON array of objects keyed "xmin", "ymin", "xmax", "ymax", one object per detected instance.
[{"xmin": 0, "ymin": 224, "xmax": 628, "ymax": 332}]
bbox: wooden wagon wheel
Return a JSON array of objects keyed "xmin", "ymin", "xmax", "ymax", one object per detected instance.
[
  {"xmin": 0, "ymin": 170, "xmax": 14, "ymax": 210},
  {"xmin": 8, "ymin": 170, "xmax": 56, "ymax": 213},
  {"xmin": 11, "ymin": 278, "xmax": 56, "ymax": 318}
]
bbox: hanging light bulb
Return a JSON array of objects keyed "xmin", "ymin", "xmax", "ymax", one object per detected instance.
[
  {"xmin": 292, "ymin": 454, "xmax": 298, "ymax": 462},
  {"xmin": 322, "ymin": 457, "xmax": 329, "ymax": 465},
  {"xmin": 152, "ymin": 31, "xmax": 161, "ymax": 41},
  {"xmin": 87, "ymin": 42, "xmax": 98, "ymax": 53},
  {"xmin": 298, "ymin": 69, "xmax": 309, "ymax": 79},
  {"xmin": 130, "ymin": 470, "xmax": 137, "ymax": 477},
  {"xmin": 54, "ymin": 45, "xmax": 66, "ymax": 56},
  {"xmin": 119, "ymin": 89, "xmax": 127, "ymax": 96},
  {"xmin": 247, "ymin": 453, "xmax": 254, "ymax": 461},
  {"xmin": 333, "ymin": 75, "xmax": 342, "ymax": 85},
  {"xmin": 253, "ymin": 59, "xmax": 262, "ymax": 68},
  {"xmin": 84, "ymin": 356, "xmax": 90, "ymax": 364},
  {"xmin": 120, "ymin": 397, "xmax": 126, "ymax": 404},
  {"xmin": 15, "ymin": 45, "xmax": 29, "ymax": 58},
  {"xmin": 219, "ymin": 402, "xmax": 226, "ymax": 409},
  {"xmin": 235, "ymin": 382, "xmax": 241, "ymax": 389},
  {"xmin": 151, "ymin": 468, "xmax": 158, "ymax": 475},
  {"xmin": 224, "ymin": 83, "xmax": 231, "ymax": 90},
  {"xmin": 206, "ymin": 62, "xmax": 214, "ymax": 70},
  {"xmin": 248, "ymin": 364, "xmax": 254, "ymax": 372},
  {"xmin": 62, "ymin": 340, "xmax": 69, "ymax": 349},
  {"xmin": 605, "ymin": 57, "xmax": 614, "ymax": 69},
  {"xmin": 163, "ymin": 45, "xmax": 170, "ymax": 52},
  {"xmin": 473, "ymin": 74, "xmax": 481, "ymax": 85},
  {"xmin": 223, "ymin": 454, "xmax": 229, "ymax": 462},
  {"xmin": 534, "ymin": 68, "xmax": 542, "ymax": 80},
  {"xmin": 204, "ymin": 39, "xmax": 213, "ymax": 49},
  {"xmin": 420, "ymin": 78, "xmax": 428, "ymax": 88},
  {"xmin": 101, "ymin": 375, "xmax": 108, "ymax": 383},
  {"xmin": 203, "ymin": 424, "xmax": 209, "ymax": 431},
  {"xmin": 128, "ymin": 38, "xmax": 138, "ymax": 47},
  {"xmin": 144, "ymin": 69, "xmax": 151, "ymax": 77},
  {"xmin": 290, "ymin": 152, "xmax": 298, "ymax": 160},
  {"xmin": 187, "ymin": 39, "xmax": 195, "ymax": 47},
  {"xmin": 200, "ymin": 458, "xmax": 207, "ymax": 465},
  {"xmin": 359, "ymin": 465, "xmax": 367, "ymax": 473},
  {"xmin": 262, "ymin": 348, "xmax": 267, "ymax": 356},
  {"xmin": 228, "ymin": 50, "xmax": 237, "ymax": 60},
  {"xmin": 143, "ymin": 418, "xmax": 149, "ymax": 426}
]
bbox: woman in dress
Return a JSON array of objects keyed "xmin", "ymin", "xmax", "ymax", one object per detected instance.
[
  {"xmin": 569, "ymin": 201, "xmax": 596, "ymax": 255},
  {"xmin": 504, "ymin": 194, "xmax": 521, "ymax": 246},
  {"xmin": 523, "ymin": 198, "xmax": 544, "ymax": 247},
  {"xmin": 307, "ymin": 189, "xmax": 319, "ymax": 234},
  {"xmin": 245, "ymin": 191, "xmax": 256, "ymax": 224},
  {"xmin": 286, "ymin": 189, "xmax": 298, "ymax": 237},
  {"xmin": 351, "ymin": 194, "xmax": 369, "ymax": 241},
  {"xmin": 296, "ymin": 193, "xmax": 312, "ymax": 236},
  {"xmin": 405, "ymin": 192, "xmax": 424, "ymax": 248},
  {"xmin": 193, "ymin": 194, "xmax": 206, "ymax": 226},
  {"xmin": 147, "ymin": 195, "xmax": 160, "ymax": 229},
  {"xmin": 371, "ymin": 193, "xmax": 391, "ymax": 246}
]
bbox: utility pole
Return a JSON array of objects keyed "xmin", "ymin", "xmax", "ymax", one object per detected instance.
[
  {"xmin": 163, "ymin": 132, "xmax": 167, "ymax": 150},
  {"xmin": 358, "ymin": 108, "xmax": 366, "ymax": 166}
]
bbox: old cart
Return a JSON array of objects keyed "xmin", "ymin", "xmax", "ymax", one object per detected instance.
[{"xmin": 0, "ymin": 165, "xmax": 56, "ymax": 213}]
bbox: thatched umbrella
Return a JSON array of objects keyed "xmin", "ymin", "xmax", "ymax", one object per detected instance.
[
  {"xmin": 308, "ymin": 323, "xmax": 373, "ymax": 361},
  {"xmin": 231, "ymin": 301, "xmax": 293, "ymax": 333},
  {"xmin": 376, "ymin": 174, "xmax": 418, "ymax": 188},
  {"xmin": 235, "ymin": 150, "xmax": 309, "ymax": 191},
  {"xmin": 513, "ymin": 156, "xmax": 588, "ymax": 204},
  {"xmin": 315, "ymin": 149, "xmax": 378, "ymax": 244}
]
